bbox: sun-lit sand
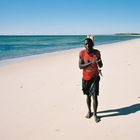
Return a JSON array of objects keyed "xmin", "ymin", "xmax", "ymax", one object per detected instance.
[{"xmin": 0, "ymin": 38, "xmax": 140, "ymax": 140}]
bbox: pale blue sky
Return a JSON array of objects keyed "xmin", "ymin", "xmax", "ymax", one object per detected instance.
[{"xmin": 0, "ymin": 0, "xmax": 140, "ymax": 35}]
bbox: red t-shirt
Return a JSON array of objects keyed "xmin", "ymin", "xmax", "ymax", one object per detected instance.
[{"xmin": 80, "ymin": 49, "xmax": 101, "ymax": 80}]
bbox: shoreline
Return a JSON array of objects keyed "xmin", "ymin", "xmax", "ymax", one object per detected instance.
[
  {"xmin": 0, "ymin": 37, "xmax": 140, "ymax": 67},
  {"xmin": 0, "ymin": 48, "xmax": 81, "ymax": 67}
]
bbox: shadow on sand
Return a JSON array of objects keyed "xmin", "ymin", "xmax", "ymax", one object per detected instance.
[{"xmin": 98, "ymin": 103, "xmax": 140, "ymax": 118}]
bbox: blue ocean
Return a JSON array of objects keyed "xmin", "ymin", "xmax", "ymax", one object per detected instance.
[{"xmin": 0, "ymin": 35, "xmax": 140, "ymax": 61}]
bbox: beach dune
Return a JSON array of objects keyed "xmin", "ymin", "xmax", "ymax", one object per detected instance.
[{"xmin": 0, "ymin": 39, "xmax": 140, "ymax": 140}]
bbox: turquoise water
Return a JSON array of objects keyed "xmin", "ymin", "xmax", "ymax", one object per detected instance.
[{"xmin": 0, "ymin": 35, "xmax": 140, "ymax": 61}]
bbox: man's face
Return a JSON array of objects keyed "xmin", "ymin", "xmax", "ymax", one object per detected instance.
[{"xmin": 84, "ymin": 40, "xmax": 93, "ymax": 53}]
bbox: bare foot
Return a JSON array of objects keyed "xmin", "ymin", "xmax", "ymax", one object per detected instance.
[
  {"xmin": 85, "ymin": 112, "xmax": 93, "ymax": 119},
  {"xmin": 94, "ymin": 115, "xmax": 101, "ymax": 123}
]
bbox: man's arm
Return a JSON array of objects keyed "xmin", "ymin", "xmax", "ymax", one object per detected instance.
[
  {"xmin": 96, "ymin": 50, "xmax": 103, "ymax": 68},
  {"xmin": 79, "ymin": 54, "xmax": 92, "ymax": 69},
  {"xmin": 97, "ymin": 59, "xmax": 103, "ymax": 68}
]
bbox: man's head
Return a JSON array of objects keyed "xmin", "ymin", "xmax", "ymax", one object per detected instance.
[
  {"xmin": 87, "ymin": 35, "xmax": 94, "ymax": 41},
  {"xmin": 84, "ymin": 38, "xmax": 94, "ymax": 54}
]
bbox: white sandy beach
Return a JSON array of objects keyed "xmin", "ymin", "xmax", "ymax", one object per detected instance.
[{"xmin": 0, "ymin": 38, "xmax": 140, "ymax": 140}]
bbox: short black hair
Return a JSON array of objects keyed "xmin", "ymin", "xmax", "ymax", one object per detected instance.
[{"xmin": 84, "ymin": 38, "xmax": 94, "ymax": 46}]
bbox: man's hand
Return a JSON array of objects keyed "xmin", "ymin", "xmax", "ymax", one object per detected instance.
[{"xmin": 91, "ymin": 57, "xmax": 98, "ymax": 64}]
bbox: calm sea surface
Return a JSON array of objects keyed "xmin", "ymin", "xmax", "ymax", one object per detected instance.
[{"xmin": 0, "ymin": 35, "xmax": 140, "ymax": 61}]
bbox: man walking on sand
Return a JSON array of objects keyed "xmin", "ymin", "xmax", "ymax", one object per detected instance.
[{"xmin": 79, "ymin": 35, "xmax": 103, "ymax": 122}]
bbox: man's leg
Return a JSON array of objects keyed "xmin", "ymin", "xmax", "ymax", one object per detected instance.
[
  {"xmin": 85, "ymin": 95, "xmax": 93, "ymax": 118},
  {"xmin": 92, "ymin": 95, "xmax": 100, "ymax": 122}
]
